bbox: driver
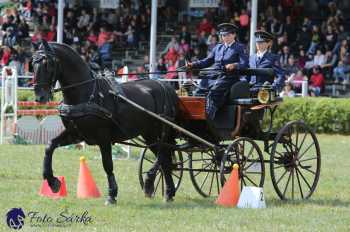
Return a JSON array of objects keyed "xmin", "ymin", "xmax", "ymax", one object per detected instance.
[{"xmin": 186, "ymin": 23, "xmax": 249, "ymax": 120}]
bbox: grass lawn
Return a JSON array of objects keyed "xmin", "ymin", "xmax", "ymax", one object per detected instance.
[{"xmin": 0, "ymin": 134, "xmax": 349, "ymax": 232}]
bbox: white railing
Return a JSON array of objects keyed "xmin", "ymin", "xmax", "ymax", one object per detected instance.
[{"xmin": 1, "ymin": 71, "xmax": 310, "ymax": 97}]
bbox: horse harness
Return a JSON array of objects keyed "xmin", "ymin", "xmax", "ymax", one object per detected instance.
[
  {"xmin": 34, "ymin": 48, "xmax": 175, "ymax": 147},
  {"xmin": 57, "ymin": 70, "xmax": 175, "ymax": 148},
  {"xmin": 57, "ymin": 70, "xmax": 136, "ymax": 143}
]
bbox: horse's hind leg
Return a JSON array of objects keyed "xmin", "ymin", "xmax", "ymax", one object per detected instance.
[
  {"xmin": 158, "ymin": 145, "xmax": 176, "ymax": 202},
  {"xmin": 143, "ymin": 139, "xmax": 176, "ymax": 201},
  {"xmin": 143, "ymin": 144, "xmax": 160, "ymax": 198},
  {"xmin": 99, "ymin": 142, "xmax": 118, "ymax": 205},
  {"xmin": 44, "ymin": 129, "xmax": 80, "ymax": 193}
]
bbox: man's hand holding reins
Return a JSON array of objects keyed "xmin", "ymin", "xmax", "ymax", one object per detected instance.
[{"xmin": 225, "ymin": 63, "xmax": 237, "ymax": 71}]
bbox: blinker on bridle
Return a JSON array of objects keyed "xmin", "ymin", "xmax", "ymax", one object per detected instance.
[
  {"xmin": 32, "ymin": 49, "xmax": 96, "ymax": 94},
  {"xmin": 33, "ymin": 51, "xmax": 59, "ymax": 92}
]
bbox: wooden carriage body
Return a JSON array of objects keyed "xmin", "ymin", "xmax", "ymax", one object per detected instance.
[{"xmin": 178, "ymin": 95, "xmax": 282, "ymax": 141}]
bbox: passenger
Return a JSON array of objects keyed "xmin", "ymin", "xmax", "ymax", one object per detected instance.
[{"xmin": 249, "ymin": 30, "xmax": 286, "ymax": 91}]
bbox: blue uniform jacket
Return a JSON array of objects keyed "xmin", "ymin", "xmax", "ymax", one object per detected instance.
[
  {"xmin": 249, "ymin": 52, "xmax": 286, "ymax": 90},
  {"xmin": 193, "ymin": 42, "xmax": 249, "ymax": 77}
]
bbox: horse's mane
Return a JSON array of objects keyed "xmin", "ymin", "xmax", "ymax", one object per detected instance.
[{"xmin": 48, "ymin": 42, "xmax": 91, "ymax": 72}]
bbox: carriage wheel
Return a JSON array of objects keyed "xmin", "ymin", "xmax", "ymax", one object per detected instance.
[
  {"xmin": 138, "ymin": 148, "xmax": 184, "ymax": 197},
  {"xmin": 270, "ymin": 120, "xmax": 321, "ymax": 200},
  {"xmin": 220, "ymin": 137, "xmax": 265, "ymax": 190},
  {"xmin": 188, "ymin": 149, "xmax": 222, "ymax": 197}
]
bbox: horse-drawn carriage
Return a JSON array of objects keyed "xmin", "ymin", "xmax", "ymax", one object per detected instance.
[
  {"xmin": 32, "ymin": 41, "xmax": 321, "ymax": 204},
  {"xmin": 138, "ymin": 80, "xmax": 321, "ymax": 200}
]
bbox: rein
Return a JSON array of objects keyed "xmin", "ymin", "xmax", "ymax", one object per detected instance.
[
  {"xmin": 50, "ymin": 67, "xmax": 274, "ymax": 93},
  {"xmin": 51, "ymin": 68, "xmax": 223, "ymax": 93},
  {"xmin": 53, "ymin": 78, "xmax": 96, "ymax": 93}
]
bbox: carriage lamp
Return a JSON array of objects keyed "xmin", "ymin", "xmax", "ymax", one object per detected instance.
[
  {"xmin": 257, "ymin": 89, "xmax": 270, "ymax": 104},
  {"xmin": 257, "ymin": 88, "xmax": 276, "ymax": 104}
]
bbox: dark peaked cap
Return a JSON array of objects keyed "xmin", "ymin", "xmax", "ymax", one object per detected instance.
[
  {"xmin": 218, "ymin": 23, "xmax": 239, "ymax": 35},
  {"xmin": 255, "ymin": 30, "xmax": 274, "ymax": 42}
]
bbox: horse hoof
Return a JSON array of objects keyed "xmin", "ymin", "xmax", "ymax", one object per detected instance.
[
  {"xmin": 49, "ymin": 177, "xmax": 61, "ymax": 193},
  {"xmin": 164, "ymin": 196, "xmax": 174, "ymax": 203},
  {"xmin": 143, "ymin": 181, "xmax": 155, "ymax": 198},
  {"xmin": 144, "ymin": 192, "xmax": 154, "ymax": 199},
  {"xmin": 105, "ymin": 197, "xmax": 117, "ymax": 206}
]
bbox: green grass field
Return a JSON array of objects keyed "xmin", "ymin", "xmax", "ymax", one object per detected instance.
[{"xmin": 0, "ymin": 134, "xmax": 349, "ymax": 232}]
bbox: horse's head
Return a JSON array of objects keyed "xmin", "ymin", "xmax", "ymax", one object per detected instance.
[{"xmin": 32, "ymin": 40, "xmax": 60, "ymax": 103}]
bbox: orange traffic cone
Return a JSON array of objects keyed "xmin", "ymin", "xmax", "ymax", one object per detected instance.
[
  {"xmin": 39, "ymin": 176, "xmax": 67, "ymax": 199},
  {"xmin": 77, "ymin": 156, "xmax": 101, "ymax": 198},
  {"xmin": 215, "ymin": 164, "xmax": 240, "ymax": 207}
]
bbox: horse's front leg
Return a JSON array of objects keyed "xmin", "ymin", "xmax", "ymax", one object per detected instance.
[
  {"xmin": 99, "ymin": 142, "xmax": 118, "ymax": 205},
  {"xmin": 43, "ymin": 129, "xmax": 80, "ymax": 193}
]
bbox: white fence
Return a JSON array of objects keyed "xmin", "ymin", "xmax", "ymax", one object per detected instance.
[{"xmin": 2, "ymin": 72, "xmax": 310, "ymax": 97}]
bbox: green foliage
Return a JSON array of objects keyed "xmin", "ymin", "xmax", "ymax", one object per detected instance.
[
  {"xmin": 274, "ymin": 98, "xmax": 350, "ymax": 134},
  {"xmin": 0, "ymin": 90, "xmax": 62, "ymax": 106},
  {"xmin": 17, "ymin": 89, "xmax": 35, "ymax": 102},
  {"xmin": 17, "ymin": 90, "xmax": 62, "ymax": 109}
]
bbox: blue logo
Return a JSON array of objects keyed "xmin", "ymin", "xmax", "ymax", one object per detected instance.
[{"xmin": 6, "ymin": 208, "xmax": 25, "ymax": 230}]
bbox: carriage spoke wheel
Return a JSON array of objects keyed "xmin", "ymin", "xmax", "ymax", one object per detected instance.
[
  {"xmin": 220, "ymin": 137, "xmax": 265, "ymax": 190},
  {"xmin": 189, "ymin": 149, "xmax": 222, "ymax": 197},
  {"xmin": 270, "ymin": 120, "xmax": 321, "ymax": 200},
  {"xmin": 138, "ymin": 148, "xmax": 184, "ymax": 197}
]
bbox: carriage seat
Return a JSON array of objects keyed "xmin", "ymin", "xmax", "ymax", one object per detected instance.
[{"xmin": 226, "ymin": 81, "xmax": 251, "ymax": 104}]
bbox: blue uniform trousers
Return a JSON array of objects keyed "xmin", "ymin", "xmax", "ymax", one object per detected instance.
[{"xmin": 196, "ymin": 75, "xmax": 239, "ymax": 120}]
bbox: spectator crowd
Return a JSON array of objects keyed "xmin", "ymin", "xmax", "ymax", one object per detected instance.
[{"xmin": 0, "ymin": 0, "xmax": 349, "ymax": 96}]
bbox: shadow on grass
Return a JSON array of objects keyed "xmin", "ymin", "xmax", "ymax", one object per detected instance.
[
  {"xmin": 138, "ymin": 197, "xmax": 219, "ymax": 210},
  {"xmin": 267, "ymin": 198, "xmax": 350, "ymax": 208}
]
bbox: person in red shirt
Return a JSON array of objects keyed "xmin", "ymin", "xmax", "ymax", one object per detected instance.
[
  {"xmin": 239, "ymin": 9, "xmax": 249, "ymax": 27},
  {"xmin": 31, "ymin": 28, "xmax": 48, "ymax": 43},
  {"xmin": 47, "ymin": 25, "xmax": 56, "ymax": 41},
  {"xmin": 166, "ymin": 60, "xmax": 177, "ymax": 80},
  {"xmin": 87, "ymin": 30, "xmax": 97, "ymax": 45},
  {"xmin": 239, "ymin": 9, "xmax": 249, "ymax": 42},
  {"xmin": 164, "ymin": 47, "xmax": 178, "ymax": 66},
  {"xmin": 309, "ymin": 66, "xmax": 325, "ymax": 96},
  {"xmin": 97, "ymin": 26, "xmax": 111, "ymax": 47},
  {"xmin": 1, "ymin": 46, "xmax": 11, "ymax": 67},
  {"xmin": 197, "ymin": 18, "xmax": 213, "ymax": 36}
]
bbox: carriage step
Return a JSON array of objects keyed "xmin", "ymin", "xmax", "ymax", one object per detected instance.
[{"xmin": 176, "ymin": 144, "xmax": 210, "ymax": 152}]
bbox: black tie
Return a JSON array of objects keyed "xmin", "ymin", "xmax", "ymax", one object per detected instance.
[
  {"xmin": 222, "ymin": 46, "xmax": 229, "ymax": 63},
  {"xmin": 256, "ymin": 56, "xmax": 261, "ymax": 65}
]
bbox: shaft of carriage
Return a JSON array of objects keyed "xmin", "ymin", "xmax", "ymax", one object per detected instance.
[{"xmin": 117, "ymin": 94, "xmax": 217, "ymax": 149}]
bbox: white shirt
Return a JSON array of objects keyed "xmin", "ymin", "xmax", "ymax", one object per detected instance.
[
  {"xmin": 257, "ymin": 50, "xmax": 267, "ymax": 59},
  {"xmin": 224, "ymin": 41, "xmax": 235, "ymax": 48}
]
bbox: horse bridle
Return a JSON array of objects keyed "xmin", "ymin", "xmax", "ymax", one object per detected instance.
[
  {"xmin": 32, "ymin": 50, "xmax": 60, "ymax": 94},
  {"xmin": 33, "ymin": 50, "xmax": 101, "ymax": 95}
]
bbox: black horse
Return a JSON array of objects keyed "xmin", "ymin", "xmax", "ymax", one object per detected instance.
[{"xmin": 32, "ymin": 41, "xmax": 180, "ymax": 204}]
